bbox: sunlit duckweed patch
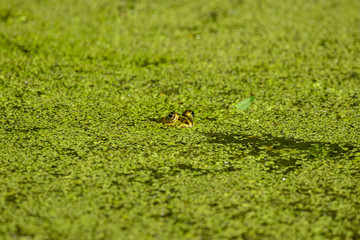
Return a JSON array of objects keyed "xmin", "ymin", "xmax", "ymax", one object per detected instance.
[{"xmin": 1, "ymin": 0, "xmax": 360, "ymax": 239}]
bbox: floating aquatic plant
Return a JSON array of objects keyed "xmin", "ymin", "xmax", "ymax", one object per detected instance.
[{"xmin": 236, "ymin": 96, "xmax": 255, "ymax": 111}]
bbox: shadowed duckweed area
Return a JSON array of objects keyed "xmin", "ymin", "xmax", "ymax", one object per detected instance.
[{"xmin": 1, "ymin": 0, "xmax": 360, "ymax": 239}]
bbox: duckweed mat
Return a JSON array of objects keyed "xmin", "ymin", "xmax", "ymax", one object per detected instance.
[{"xmin": 1, "ymin": 0, "xmax": 360, "ymax": 239}]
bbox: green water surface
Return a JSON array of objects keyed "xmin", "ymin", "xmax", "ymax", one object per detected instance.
[{"xmin": 1, "ymin": 0, "xmax": 360, "ymax": 239}]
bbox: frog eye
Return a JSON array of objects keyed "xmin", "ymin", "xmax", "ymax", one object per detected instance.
[
  {"xmin": 183, "ymin": 110, "xmax": 194, "ymax": 118},
  {"xmin": 167, "ymin": 112, "xmax": 178, "ymax": 122}
]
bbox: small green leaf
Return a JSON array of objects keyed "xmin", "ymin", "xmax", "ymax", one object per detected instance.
[{"xmin": 236, "ymin": 96, "xmax": 255, "ymax": 111}]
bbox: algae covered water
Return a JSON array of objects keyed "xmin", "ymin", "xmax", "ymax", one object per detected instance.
[{"xmin": 1, "ymin": 0, "xmax": 360, "ymax": 239}]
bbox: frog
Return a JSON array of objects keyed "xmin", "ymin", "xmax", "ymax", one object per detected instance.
[{"xmin": 158, "ymin": 110, "xmax": 195, "ymax": 128}]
